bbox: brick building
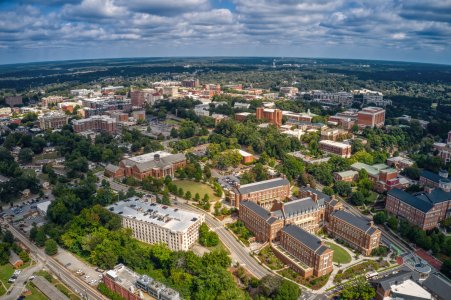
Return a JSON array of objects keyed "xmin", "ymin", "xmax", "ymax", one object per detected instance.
[
  {"xmin": 72, "ymin": 115, "xmax": 117, "ymax": 134},
  {"xmin": 131, "ymin": 90, "xmax": 154, "ymax": 107},
  {"xmin": 273, "ymin": 225, "xmax": 333, "ymax": 278},
  {"xmin": 104, "ymin": 264, "xmax": 180, "ymax": 300},
  {"xmin": 334, "ymin": 170, "xmax": 359, "ymax": 182},
  {"xmin": 386, "ymin": 187, "xmax": 451, "ymax": 230},
  {"xmin": 5, "ymin": 96, "xmax": 23, "ymax": 107},
  {"xmin": 256, "ymin": 107, "xmax": 282, "ymax": 127},
  {"xmin": 105, "ymin": 151, "xmax": 186, "ymax": 180},
  {"xmin": 229, "ymin": 177, "xmax": 290, "ymax": 209},
  {"xmin": 238, "ymin": 149, "xmax": 254, "ymax": 164},
  {"xmin": 320, "ymin": 128, "xmax": 349, "ymax": 141},
  {"xmin": 319, "ymin": 140, "xmax": 352, "ymax": 158},
  {"xmin": 328, "ymin": 210, "xmax": 381, "ymax": 255},
  {"xmin": 419, "ymin": 170, "xmax": 451, "ymax": 191},
  {"xmin": 357, "ymin": 107, "xmax": 385, "ymax": 128},
  {"xmin": 38, "ymin": 112, "xmax": 69, "ymax": 130}
]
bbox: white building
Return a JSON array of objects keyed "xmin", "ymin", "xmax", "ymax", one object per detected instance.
[
  {"xmin": 311, "ymin": 90, "xmax": 354, "ymax": 106},
  {"xmin": 107, "ymin": 197, "xmax": 205, "ymax": 251}
]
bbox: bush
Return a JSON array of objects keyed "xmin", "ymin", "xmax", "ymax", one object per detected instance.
[
  {"xmin": 44, "ymin": 239, "xmax": 58, "ymax": 256},
  {"xmin": 199, "ymin": 223, "xmax": 219, "ymax": 247}
]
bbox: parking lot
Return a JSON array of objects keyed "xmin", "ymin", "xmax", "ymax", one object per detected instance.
[
  {"xmin": 54, "ymin": 250, "xmax": 103, "ymax": 287},
  {"xmin": 1, "ymin": 197, "xmax": 51, "ymax": 233}
]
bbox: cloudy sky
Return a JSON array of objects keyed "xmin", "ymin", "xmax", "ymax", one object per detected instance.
[{"xmin": 0, "ymin": 0, "xmax": 450, "ymax": 65}]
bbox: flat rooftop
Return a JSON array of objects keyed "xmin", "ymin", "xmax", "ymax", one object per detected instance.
[
  {"xmin": 126, "ymin": 150, "xmax": 173, "ymax": 163},
  {"xmin": 390, "ymin": 279, "xmax": 431, "ymax": 299},
  {"xmin": 107, "ymin": 197, "xmax": 203, "ymax": 233}
]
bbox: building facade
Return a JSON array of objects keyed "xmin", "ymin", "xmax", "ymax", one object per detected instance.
[
  {"xmin": 72, "ymin": 115, "xmax": 117, "ymax": 133},
  {"xmin": 357, "ymin": 107, "xmax": 385, "ymax": 128},
  {"xmin": 319, "ymin": 140, "xmax": 352, "ymax": 158},
  {"xmin": 5, "ymin": 96, "xmax": 23, "ymax": 107},
  {"xmin": 38, "ymin": 112, "xmax": 69, "ymax": 130},
  {"xmin": 274, "ymin": 225, "xmax": 333, "ymax": 278},
  {"xmin": 256, "ymin": 107, "xmax": 283, "ymax": 127},
  {"xmin": 229, "ymin": 177, "xmax": 290, "ymax": 209},
  {"xmin": 107, "ymin": 197, "xmax": 204, "ymax": 251},
  {"xmin": 328, "ymin": 210, "xmax": 381, "ymax": 255}
]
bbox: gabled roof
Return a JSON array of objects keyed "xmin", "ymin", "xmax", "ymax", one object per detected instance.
[
  {"xmin": 388, "ymin": 188, "xmax": 433, "ymax": 213},
  {"xmin": 300, "ymin": 186, "xmax": 331, "ymax": 206},
  {"xmin": 105, "ymin": 163, "xmax": 121, "ymax": 173},
  {"xmin": 237, "ymin": 178, "xmax": 289, "ymax": 195},
  {"xmin": 420, "ymin": 188, "xmax": 451, "ymax": 204},
  {"xmin": 421, "ymin": 170, "xmax": 450, "ymax": 184},
  {"xmin": 331, "ymin": 210, "xmax": 378, "ymax": 234},
  {"xmin": 240, "ymin": 201, "xmax": 272, "ymax": 220},
  {"xmin": 282, "ymin": 224, "xmax": 329, "ymax": 254},
  {"xmin": 282, "ymin": 197, "xmax": 319, "ymax": 218}
]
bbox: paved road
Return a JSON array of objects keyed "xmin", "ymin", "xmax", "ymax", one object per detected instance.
[
  {"xmin": 5, "ymin": 224, "xmax": 107, "ymax": 300},
  {"xmin": 100, "ymin": 174, "xmax": 271, "ymax": 279},
  {"xmin": 3, "ymin": 259, "xmax": 43, "ymax": 300},
  {"xmin": 175, "ymin": 201, "xmax": 270, "ymax": 279}
]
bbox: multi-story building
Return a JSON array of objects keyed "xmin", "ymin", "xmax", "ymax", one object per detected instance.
[
  {"xmin": 357, "ymin": 107, "xmax": 385, "ymax": 128},
  {"xmin": 386, "ymin": 187, "xmax": 451, "ymax": 230},
  {"xmin": 105, "ymin": 151, "xmax": 186, "ymax": 180},
  {"xmin": 41, "ymin": 96, "xmax": 65, "ymax": 107},
  {"xmin": 104, "ymin": 264, "xmax": 181, "ymax": 300},
  {"xmin": 256, "ymin": 107, "xmax": 282, "ymax": 127},
  {"xmin": 350, "ymin": 162, "xmax": 408, "ymax": 192},
  {"xmin": 328, "ymin": 110, "xmax": 358, "ymax": 130},
  {"xmin": 132, "ymin": 110, "xmax": 146, "ymax": 121},
  {"xmin": 72, "ymin": 115, "xmax": 117, "ymax": 134},
  {"xmin": 239, "ymin": 187, "xmax": 342, "ymax": 242},
  {"xmin": 162, "ymin": 86, "xmax": 178, "ymax": 98},
  {"xmin": 334, "ymin": 170, "xmax": 359, "ymax": 182},
  {"xmin": 328, "ymin": 210, "xmax": 381, "ymax": 255},
  {"xmin": 320, "ymin": 128, "xmax": 349, "ymax": 141},
  {"xmin": 386, "ymin": 156, "xmax": 415, "ymax": 170},
  {"xmin": 181, "ymin": 79, "xmax": 200, "ymax": 88},
  {"xmin": 282, "ymin": 110, "xmax": 316, "ymax": 123},
  {"xmin": 5, "ymin": 96, "xmax": 23, "ymax": 107},
  {"xmin": 107, "ymin": 197, "xmax": 204, "ymax": 251},
  {"xmin": 273, "ymin": 225, "xmax": 333, "ymax": 278},
  {"xmin": 311, "ymin": 90, "xmax": 354, "ymax": 106},
  {"xmin": 229, "ymin": 177, "xmax": 290, "ymax": 209},
  {"xmin": 433, "ymin": 131, "xmax": 451, "ymax": 163},
  {"xmin": 319, "ymin": 140, "xmax": 352, "ymax": 158},
  {"xmin": 235, "ymin": 112, "xmax": 253, "ymax": 121},
  {"xmin": 279, "ymin": 87, "xmax": 299, "ymax": 97},
  {"xmin": 419, "ymin": 170, "xmax": 451, "ymax": 191},
  {"xmin": 38, "ymin": 112, "xmax": 69, "ymax": 130}
]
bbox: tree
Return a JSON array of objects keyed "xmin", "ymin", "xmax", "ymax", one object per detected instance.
[
  {"xmin": 44, "ymin": 239, "xmax": 58, "ymax": 255},
  {"xmin": 350, "ymin": 191, "xmax": 365, "ymax": 206},
  {"xmin": 279, "ymin": 155, "xmax": 304, "ymax": 180},
  {"xmin": 185, "ymin": 191, "xmax": 192, "ymax": 200},
  {"xmin": 373, "ymin": 211, "xmax": 388, "ymax": 225},
  {"xmin": 387, "ymin": 216, "xmax": 398, "ymax": 230},
  {"xmin": 340, "ymin": 276, "xmax": 375, "ymax": 300},
  {"xmin": 194, "ymin": 193, "xmax": 200, "ymax": 202},
  {"xmin": 441, "ymin": 258, "xmax": 451, "ymax": 279},
  {"xmin": 334, "ymin": 181, "xmax": 352, "ymax": 197},
  {"xmin": 18, "ymin": 147, "xmax": 34, "ymax": 164},
  {"xmin": 274, "ymin": 279, "xmax": 301, "ymax": 300},
  {"xmin": 401, "ymin": 167, "xmax": 421, "ymax": 180},
  {"xmin": 199, "ymin": 223, "xmax": 219, "ymax": 247},
  {"xmin": 322, "ymin": 186, "xmax": 334, "ymax": 196},
  {"xmin": 2, "ymin": 230, "xmax": 14, "ymax": 244}
]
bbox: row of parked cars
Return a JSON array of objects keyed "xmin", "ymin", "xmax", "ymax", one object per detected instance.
[{"xmin": 8, "ymin": 270, "xmax": 21, "ymax": 283}]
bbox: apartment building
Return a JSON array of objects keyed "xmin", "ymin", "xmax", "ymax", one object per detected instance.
[
  {"xmin": 229, "ymin": 177, "xmax": 290, "ymax": 209},
  {"xmin": 273, "ymin": 225, "xmax": 333, "ymax": 278},
  {"xmin": 72, "ymin": 115, "xmax": 117, "ymax": 134},
  {"xmin": 256, "ymin": 107, "xmax": 282, "ymax": 127},
  {"xmin": 328, "ymin": 210, "xmax": 381, "ymax": 256},
  {"xmin": 319, "ymin": 140, "xmax": 352, "ymax": 158},
  {"xmin": 107, "ymin": 197, "xmax": 204, "ymax": 251},
  {"xmin": 132, "ymin": 110, "xmax": 146, "ymax": 121},
  {"xmin": 311, "ymin": 90, "xmax": 354, "ymax": 106},
  {"xmin": 386, "ymin": 187, "xmax": 451, "ymax": 230},
  {"xmin": 131, "ymin": 90, "xmax": 149, "ymax": 107},
  {"xmin": 181, "ymin": 79, "xmax": 200, "ymax": 88},
  {"xmin": 5, "ymin": 96, "xmax": 23, "ymax": 107},
  {"xmin": 432, "ymin": 131, "xmax": 451, "ymax": 163},
  {"xmin": 239, "ymin": 201, "xmax": 284, "ymax": 242},
  {"xmin": 38, "ymin": 112, "xmax": 69, "ymax": 130},
  {"xmin": 106, "ymin": 151, "xmax": 186, "ymax": 180},
  {"xmin": 357, "ymin": 107, "xmax": 385, "ymax": 128},
  {"xmin": 104, "ymin": 264, "xmax": 180, "ymax": 300}
]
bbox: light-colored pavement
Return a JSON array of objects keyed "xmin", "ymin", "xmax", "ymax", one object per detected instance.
[{"xmin": 3, "ymin": 259, "xmax": 43, "ymax": 300}]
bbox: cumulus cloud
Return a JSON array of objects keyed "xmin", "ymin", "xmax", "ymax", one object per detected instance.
[{"xmin": 0, "ymin": 0, "xmax": 449, "ymax": 64}]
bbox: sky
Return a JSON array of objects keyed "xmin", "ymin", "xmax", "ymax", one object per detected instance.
[{"xmin": 0, "ymin": 0, "xmax": 450, "ymax": 65}]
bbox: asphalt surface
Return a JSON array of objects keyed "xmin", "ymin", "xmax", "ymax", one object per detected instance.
[
  {"xmin": 4, "ymin": 223, "xmax": 107, "ymax": 300},
  {"xmin": 100, "ymin": 174, "xmax": 271, "ymax": 279}
]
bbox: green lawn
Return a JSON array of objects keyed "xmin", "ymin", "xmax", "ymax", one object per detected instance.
[
  {"xmin": 0, "ymin": 264, "xmax": 15, "ymax": 295},
  {"xmin": 366, "ymin": 191, "xmax": 378, "ymax": 203},
  {"xmin": 326, "ymin": 242, "xmax": 352, "ymax": 264},
  {"xmin": 174, "ymin": 180, "xmax": 220, "ymax": 201},
  {"xmin": 257, "ymin": 246, "xmax": 285, "ymax": 270},
  {"xmin": 25, "ymin": 283, "xmax": 49, "ymax": 300},
  {"xmin": 32, "ymin": 152, "xmax": 60, "ymax": 163}
]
